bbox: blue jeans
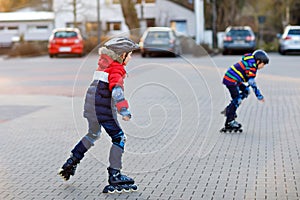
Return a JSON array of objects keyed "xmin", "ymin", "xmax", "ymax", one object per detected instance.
[{"xmin": 225, "ymin": 84, "xmax": 248, "ymax": 123}]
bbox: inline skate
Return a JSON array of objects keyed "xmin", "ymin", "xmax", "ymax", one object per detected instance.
[
  {"xmin": 58, "ymin": 156, "xmax": 79, "ymax": 181},
  {"xmin": 220, "ymin": 120, "xmax": 243, "ymax": 133},
  {"xmin": 221, "ymin": 108, "xmax": 237, "ymax": 119},
  {"xmin": 103, "ymin": 167, "xmax": 138, "ymax": 193}
]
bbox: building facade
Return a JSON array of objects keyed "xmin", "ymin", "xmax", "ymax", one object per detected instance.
[
  {"xmin": 0, "ymin": 11, "xmax": 54, "ymax": 47},
  {"xmin": 53, "ymin": 0, "xmax": 196, "ymax": 38}
]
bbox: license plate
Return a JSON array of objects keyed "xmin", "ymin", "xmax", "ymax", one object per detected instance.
[
  {"xmin": 294, "ymin": 40, "xmax": 300, "ymax": 44},
  {"xmin": 234, "ymin": 40, "xmax": 245, "ymax": 44},
  {"xmin": 59, "ymin": 47, "xmax": 71, "ymax": 52},
  {"xmin": 152, "ymin": 40, "xmax": 164, "ymax": 44}
]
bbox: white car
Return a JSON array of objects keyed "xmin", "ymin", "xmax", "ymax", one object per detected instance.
[{"xmin": 278, "ymin": 25, "xmax": 300, "ymax": 55}]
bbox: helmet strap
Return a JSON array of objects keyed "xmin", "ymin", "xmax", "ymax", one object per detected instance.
[{"xmin": 122, "ymin": 52, "xmax": 129, "ymax": 63}]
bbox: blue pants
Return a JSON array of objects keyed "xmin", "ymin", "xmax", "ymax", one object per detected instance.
[
  {"xmin": 225, "ymin": 84, "xmax": 248, "ymax": 123},
  {"xmin": 71, "ymin": 118, "xmax": 125, "ymax": 169}
]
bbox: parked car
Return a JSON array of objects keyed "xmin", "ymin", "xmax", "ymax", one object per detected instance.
[
  {"xmin": 278, "ymin": 25, "xmax": 300, "ymax": 55},
  {"xmin": 48, "ymin": 28, "xmax": 84, "ymax": 58},
  {"xmin": 222, "ymin": 26, "xmax": 256, "ymax": 55},
  {"xmin": 139, "ymin": 27, "xmax": 182, "ymax": 57}
]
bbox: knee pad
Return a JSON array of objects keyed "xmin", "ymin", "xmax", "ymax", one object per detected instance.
[
  {"xmin": 111, "ymin": 131, "xmax": 126, "ymax": 150},
  {"xmin": 232, "ymin": 97, "xmax": 242, "ymax": 108},
  {"xmin": 241, "ymin": 87, "xmax": 250, "ymax": 99},
  {"xmin": 84, "ymin": 130, "xmax": 101, "ymax": 145}
]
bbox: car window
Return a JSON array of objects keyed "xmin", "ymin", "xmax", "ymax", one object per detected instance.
[
  {"xmin": 146, "ymin": 31, "xmax": 170, "ymax": 40},
  {"xmin": 54, "ymin": 31, "xmax": 78, "ymax": 38},
  {"xmin": 288, "ymin": 29, "xmax": 300, "ymax": 35},
  {"xmin": 227, "ymin": 30, "xmax": 251, "ymax": 37}
]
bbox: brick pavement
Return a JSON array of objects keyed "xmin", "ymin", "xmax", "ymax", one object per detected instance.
[{"xmin": 0, "ymin": 56, "xmax": 300, "ymax": 200}]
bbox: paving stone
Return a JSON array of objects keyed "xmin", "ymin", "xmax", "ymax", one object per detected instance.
[{"xmin": 1, "ymin": 56, "xmax": 300, "ymax": 199}]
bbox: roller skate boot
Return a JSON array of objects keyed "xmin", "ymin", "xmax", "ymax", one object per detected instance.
[
  {"xmin": 58, "ymin": 156, "xmax": 80, "ymax": 181},
  {"xmin": 103, "ymin": 167, "xmax": 138, "ymax": 193},
  {"xmin": 220, "ymin": 120, "xmax": 243, "ymax": 133},
  {"xmin": 221, "ymin": 108, "xmax": 237, "ymax": 119}
]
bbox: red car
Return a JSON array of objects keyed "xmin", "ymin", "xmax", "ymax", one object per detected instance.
[{"xmin": 48, "ymin": 28, "xmax": 84, "ymax": 58}]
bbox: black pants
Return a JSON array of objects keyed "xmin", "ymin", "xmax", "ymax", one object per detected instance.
[{"xmin": 225, "ymin": 84, "xmax": 248, "ymax": 123}]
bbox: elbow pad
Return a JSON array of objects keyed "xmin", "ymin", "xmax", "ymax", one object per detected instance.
[
  {"xmin": 112, "ymin": 86, "xmax": 129, "ymax": 112},
  {"xmin": 248, "ymin": 78, "xmax": 256, "ymax": 87}
]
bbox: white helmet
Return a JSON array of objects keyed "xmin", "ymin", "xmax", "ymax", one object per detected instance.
[{"xmin": 104, "ymin": 37, "xmax": 139, "ymax": 55}]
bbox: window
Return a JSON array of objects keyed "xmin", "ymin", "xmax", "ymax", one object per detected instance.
[
  {"xmin": 28, "ymin": 25, "xmax": 48, "ymax": 32},
  {"xmin": 7, "ymin": 26, "xmax": 18, "ymax": 30},
  {"xmin": 86, "ymin": 22, "xmax": 99, "ymax": 36},
  {"xmin": 288, "ymin": 29, "xmax": 300, "ymax": 35},
  {"xmin": 106, "ymin": 22, "xmax": 121, "ymax": 31},
  {"xmin": 170, "ymin": 20, "xmax": 187, "ymax": 35},
  {"xmin": 66, "ymin": 22, "xmax": 82, "ymax": 29},
  {"xmin": 136, "ymin": 0, "xmax": 156, "ymax": 3},
  {"xmin": 54, "ymin": 31, "xmax": 78, "ymax": 38},
  {"xmin": 146, "ymin": 18, "xmax": 155, "ymax": 27}
]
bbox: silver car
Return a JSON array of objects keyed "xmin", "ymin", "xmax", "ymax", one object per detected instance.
[
  {"xmin": 278, "ymin": 25, "xmax": 300, "ymax": 55},
  {"xmin": 139, "ymin": 27, "xmax": 182, "ymax": 57}
]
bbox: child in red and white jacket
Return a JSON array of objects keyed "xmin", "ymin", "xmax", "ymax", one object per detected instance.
[{"xmin": 59, "ymin": 37, "xmax": 139, "ymax": 192}]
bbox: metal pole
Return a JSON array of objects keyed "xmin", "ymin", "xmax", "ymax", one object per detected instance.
[
  {"xmin": 73, "ymin": 0, "xmax": 78, "ymax": 28},
  {"xmin": 97, "ymin": 0, "xmax": 101, "ymax": 45},
  {"xmin": 212, "ymin": 0, "xmax": 217, "ymax": 49},
  {"xmin": 194, "ymin": 0, "xmax": 205, "ymax": 45}
]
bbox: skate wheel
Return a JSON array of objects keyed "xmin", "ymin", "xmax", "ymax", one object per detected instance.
[
  {"xmin": 103, "ymin": 185, "xmax": 115, "ymax": 194},
  {"xmin": 130, "ymin": 184, "xmax": 138, "ymax": 192},
  {"xmin": 58, "ymin": 169, "xmax": 70, "ymax": 181},
  {"xmin": 122, "ymin": 184, "xmax": 131, "ymax": 192},
  {"xmin": 115, "ymin": 185, "xmax": 123, "ymax": 193},
  {"xmin": 238, "ymin": 129, "xmax": 243, "ymax": 133}
]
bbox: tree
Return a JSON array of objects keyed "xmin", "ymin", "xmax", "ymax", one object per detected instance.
[
  {"xmin": 0, "ymin": 0, "xmax": 27, "ymax": 12},
  {"xmin": 0, "ymin": 0, "xmax": 53, "ymax": 12},
  {"xmin": 119, "ymin": 0, "xmax": 140, "ymax": 41}
]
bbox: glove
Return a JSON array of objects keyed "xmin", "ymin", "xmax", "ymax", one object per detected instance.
[
  {"xmin": 119, "ymin": 108, "xmax": 131, "ymax": 121},
  {"xmin": 257, "ymin": 94, "xmax": 264, "ymax": 101}
]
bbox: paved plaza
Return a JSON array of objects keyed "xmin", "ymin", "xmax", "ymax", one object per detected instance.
[{"xmin": 0, "ymin": 54, "xmax": 300, "ymax": 199}]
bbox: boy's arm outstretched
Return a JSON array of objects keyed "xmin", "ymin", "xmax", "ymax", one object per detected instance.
[{"xmin": 248, "ymin": 78, "xmax": 265, "ymax": 102}]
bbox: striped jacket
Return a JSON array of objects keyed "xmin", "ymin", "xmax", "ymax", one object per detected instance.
[
  {"xmin": 223, "ymin": 53, "xmax": 257, "ymax": 86},
  {"xmin": 222, "ymin": 53, "xmax": 264, "ymax": 100}
]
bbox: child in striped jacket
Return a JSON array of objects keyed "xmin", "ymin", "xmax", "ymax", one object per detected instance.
[{"xmin": 222, "ymin": 50, "xmax": 269, "ymax": 130}]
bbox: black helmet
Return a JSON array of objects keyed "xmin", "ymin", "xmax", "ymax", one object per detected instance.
[
  {"xmin": 253, "ymin": 50, "xmax": 269, "ymax": 64},
  {"xmin": 104, "ymin": 37, "xmax": 139, "ymax": 55}
]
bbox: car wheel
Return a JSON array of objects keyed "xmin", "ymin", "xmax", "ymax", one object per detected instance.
[
  {"xmin": 175, "ymin": 47, "xmax": 182, "ymax": 57},
  {"xmin": 49, "ymin": 54, "xmax": 54, "ymax": 58}
]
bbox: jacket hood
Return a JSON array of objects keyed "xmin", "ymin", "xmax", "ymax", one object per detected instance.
[{"xmin": 97, "ymin": 47, "xmax": 123, "ymax": 71}]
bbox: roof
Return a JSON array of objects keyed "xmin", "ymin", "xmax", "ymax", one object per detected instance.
[
  {"xmin": 0, "ymin": 11, "xmax": 54, "ymax": 22},
  {"xmin": 51, "ymin": 28, "xmax": 81, "ymax": 33},
  {"xmin": 146, "ymin": 27, "xmax": 173, "ymax": 31}
]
